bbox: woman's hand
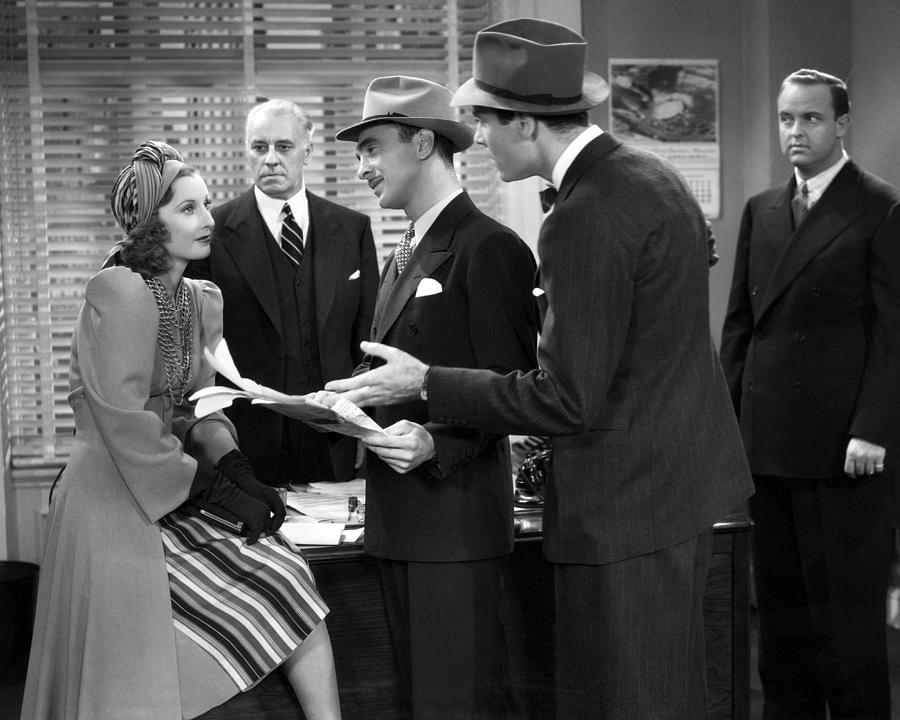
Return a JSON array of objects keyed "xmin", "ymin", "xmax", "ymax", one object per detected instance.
[{"xmin": 216, "ymin": 449, "xmax": 286, "ymax": 531}]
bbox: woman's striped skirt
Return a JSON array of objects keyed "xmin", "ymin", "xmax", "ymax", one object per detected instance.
[{"xmin": 159, "ymin": 509, "xmax": 328, "ymax": 700}]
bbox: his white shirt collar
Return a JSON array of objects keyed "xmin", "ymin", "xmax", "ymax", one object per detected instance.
[
  {"xmin": 255, "ymin": 184, "xmax": 310, "ymax": 245},
  {"xmin": 408, "ymin": 188, "xmax": 463, "ymax": 251},
  {"xmin": 551, "ymin": 125, "xmax": 604, "ymax": 191},
  {"xmin": 794, "ymin": 150, "xmax": 849, "ymax": 207}
]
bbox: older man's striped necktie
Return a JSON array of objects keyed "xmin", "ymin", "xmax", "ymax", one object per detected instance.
[{"xmin": 280, "ymin": 202, "xmax": 304, "ymax": 266}]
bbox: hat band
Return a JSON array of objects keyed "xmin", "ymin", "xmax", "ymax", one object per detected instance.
[
  {"xmin": 474, "ymin": 78, "xmax": 582, "ymax": 106},
  {"xmin": 361, "ymin": 111, "xmax": 412, "ymax": 121}
]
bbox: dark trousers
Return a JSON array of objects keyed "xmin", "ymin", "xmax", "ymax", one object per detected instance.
[
  {"xmin": 751, "ymin": 475, "xmax": 892, "ymax": 720},
  {"xmin": 377, "ymin": 556, "xmax": 511, "ymax": 720},
  {"xmin": 554, "ymin": 529, "xmax": 713, "ymax": 720}
]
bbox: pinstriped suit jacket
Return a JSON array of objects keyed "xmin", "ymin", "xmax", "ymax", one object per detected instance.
[{"xmin": 428, "ymin": 133, "xmax": 753, "ymax": 565}]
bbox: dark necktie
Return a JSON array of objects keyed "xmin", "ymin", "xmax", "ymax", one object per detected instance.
[
  {"xmin": 279, "ymin": 203, "xmax": 304, "ymax": 266},
  {"xmin": 395, "ymin": 221, "xmax": 415, "ymax": 275},
  {"xmin": 539, "ymin": 186, "xmax": 558, "ymax": 213},
  {"xmin": 791, "ymin": 181, "xmax": 810, "ymax": 227}
]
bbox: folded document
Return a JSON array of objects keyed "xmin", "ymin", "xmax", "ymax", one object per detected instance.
[{"xmin": 189, "ymin": 339, "xmax": 385, "ymax": 440}]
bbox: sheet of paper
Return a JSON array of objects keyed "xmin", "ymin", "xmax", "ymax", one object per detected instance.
[
  {"xmin": 341, "ymin": 526, "xmax": 365, "ymax": 543},
  {"xmin": 279, "ymin": 520, "xmax": 345, "ymax": 546},
  {"xmin": 286, "ymin": 492, "xmax": 362, "ymax": 523},
  {"xmin": 308, "ymin": 478, "xmax": 366, "ymax": 497}
]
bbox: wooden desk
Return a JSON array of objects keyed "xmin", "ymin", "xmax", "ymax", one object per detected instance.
[{"xmin": 200, "ymin": 511, "xmax": 751, "ymax": 720}]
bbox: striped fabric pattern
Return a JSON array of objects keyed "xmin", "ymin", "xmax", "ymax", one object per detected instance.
[
  {"xmin": 279, "ymin": 203, "xmax": 305, "ymax": 266},
  {"xmin": 159, "ymin": 510, "xmax": 328, "ymax": 689}
]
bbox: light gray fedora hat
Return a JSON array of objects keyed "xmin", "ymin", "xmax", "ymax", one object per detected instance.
[
  {"xmin": 336, "ymin": 75, "xmax": 474, "ymax": 153},
  {"xmin": 451, "ymin": 18, "xmax": 610, "ymax": 115}
]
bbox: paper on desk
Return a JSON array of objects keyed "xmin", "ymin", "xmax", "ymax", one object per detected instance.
[
  {"xmin": 279, "ymin": 519, "xmax": 345, "ymax": 546},
  {"xmin": 286, "ymin": 491, "xmax": 362, "ymax": 523},
  {"xmin": 308, "ymin": 478, "xmax": 366, "ymax": 497},
  {"xmin": 189, "ymin": 339, "xmax": 386, "ymax": 440}
]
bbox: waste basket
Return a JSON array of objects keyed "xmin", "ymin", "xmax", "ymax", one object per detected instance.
[{"xmin": 0, "ymin": 561, "xmax": 38, "ymax": 686}]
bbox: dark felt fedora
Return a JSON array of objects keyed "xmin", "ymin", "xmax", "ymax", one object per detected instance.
[
  {"xmin": 451, "ymin": 18, "xmax": 610, "ymax": 115},
  {"xmin": 336, "ymin": 75, "xmax": 474, "ymax": 153}
]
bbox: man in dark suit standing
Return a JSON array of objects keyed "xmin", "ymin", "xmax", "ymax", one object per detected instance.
[
  {"xmin": 188, "ymin": 99, "xmax": 379, "ymax": 485},
  {"xmin": 720, "ymin": 69, "xmax": 900, "ymax": 719},
  {"xmin": 334, "ymin": 75, "xmax": 538, "ymax": 720},
  {"xmin": 327, "ymin": 21, "xmax": 752, "ymax": 720}
]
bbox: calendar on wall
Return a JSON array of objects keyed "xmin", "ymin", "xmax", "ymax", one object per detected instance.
[{"xmin": 608, "ymin": 58, "xmax": 721, "ymax": 219}]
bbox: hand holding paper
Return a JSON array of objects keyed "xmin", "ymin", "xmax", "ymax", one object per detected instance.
[
  {"xmin": 363, "ymin": 420, "xmax": 435, "ymax": 474},
  {"xmin": 189, "ymin": 339, "xmax": 386, "ymax": 440}
]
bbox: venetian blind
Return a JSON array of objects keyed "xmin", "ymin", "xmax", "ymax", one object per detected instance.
[{"xmin": 0, "ymin": 0, "xmax": 503, "ymax": 468}]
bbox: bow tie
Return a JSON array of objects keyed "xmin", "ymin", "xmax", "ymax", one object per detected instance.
[{"xmin": 539, "ymin": 186, "xmax": 558, "ymax": 213}]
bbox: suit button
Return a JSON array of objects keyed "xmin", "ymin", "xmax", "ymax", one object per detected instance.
[
  {"xmin": 754, "ymin": 329, "xmax": 764, "ymax": 340},
  {"xmin": 751, "ymin": 285, "xmax": 759, "ymax": 296},
  {"xmin": 793, "ymin": 381, "xmax": 803, "ymax": 392},
  {"xmin": 811, "ymin": 286, "xmax": 822, "ymax": 296},
  {"xmin": 408, "ymin": 322, "xmax": 418, "ymax": 335},
  {"xmin": 793, "ymin": 332, "xmax": 806, "ymax": 342},
  {"xmin": 747, "ymin": 381, "xmax": 754, "ymax": 390}
]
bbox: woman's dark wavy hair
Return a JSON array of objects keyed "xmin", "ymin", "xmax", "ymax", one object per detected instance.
[{"xmin": 117, "ymin": 165, "xmax": 196, "ymax": 277}]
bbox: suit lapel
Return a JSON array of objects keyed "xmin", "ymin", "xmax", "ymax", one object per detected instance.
[
  {"xmin": 372, "ymin": 257, "xmax": 398, "ymax": 338},
  {"xmin": 308, "ymin": 192, "xmax": 348, "ymax": 338},
  {"xmin": 758, "ymin": 162, "xmax": 863, "ymax": 321},
  {"xmin": 373, "ymin": 193, "xmax": 473, "ymax": 343},
  {"xmin": 221, "ymin": 189, "xmax": 283, "ymax": 335}
]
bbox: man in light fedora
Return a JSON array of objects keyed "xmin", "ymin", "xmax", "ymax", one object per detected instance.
[
  {"xmin": 327, "ymin": 22, "xmax": 754, "ymax": 720},
  {"xmin": 335, "ymin": 75, "xmax": 538, "ymax": 720}
]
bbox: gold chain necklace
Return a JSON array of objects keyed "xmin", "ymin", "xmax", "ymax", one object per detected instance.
[{"xmin": 145, "ymin": 276, "xmax": 193, "ymax": 405}]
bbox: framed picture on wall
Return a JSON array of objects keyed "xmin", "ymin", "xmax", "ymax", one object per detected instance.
[{"xmin": 608, "ymin": 58, "xmax": 720, "ymax": 218}]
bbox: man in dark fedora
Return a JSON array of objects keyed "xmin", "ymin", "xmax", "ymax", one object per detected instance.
[
  {"xmin": 335, "ymin": 75, "xmax": 538, "ymax": 720},
  {"xmin": 327, "ymin": 22, "xmax": 753, "ymax": 720}
]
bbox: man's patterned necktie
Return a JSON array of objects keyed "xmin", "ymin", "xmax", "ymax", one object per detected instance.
[
  {"xmin": 280, "ymin": 202, "xmax": 304, "ymax": 266},
  {"xmin": 791, "ymin": 181, "xmax": 810, "ymax": 228},
  {"xmin": 395, "ymin": 221, "xmax": 415, "ymax": 275}
]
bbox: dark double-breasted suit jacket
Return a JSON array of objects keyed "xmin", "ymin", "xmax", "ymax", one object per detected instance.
[
  {"xmin": 189, "ymin": 188, "xmax": 379, "ymax": 483},
  {"xmin": 428, "ymin": 134, "xmax": 753, "ymax": 566},
  {"xmin": 360, "ymin": 192, "xmax": 538, "ymax": 562},
  {"xmin": 720, "ymin": 161, "xmax": 900, "ymax": 479}
]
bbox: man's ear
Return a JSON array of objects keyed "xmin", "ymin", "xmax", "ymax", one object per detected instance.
[
  {"xmin": 517, "ymin": 114, "xmax": 538, "ymax": 141},
  {"xmin": 416, "ymin": 128, "xmax": 436, "ymax": 159},
  {"xmin": 835, "ymin": 113, "xmax": 850, "ymax": 139}
]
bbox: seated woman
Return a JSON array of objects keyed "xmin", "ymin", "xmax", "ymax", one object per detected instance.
[{"xmin": 20, "ymin": 140, "xmax": 342, "ymax": 720}]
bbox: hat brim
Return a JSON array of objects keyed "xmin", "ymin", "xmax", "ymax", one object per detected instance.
[
  {"xmin": 451, "ymin": 72, "xmax": 610, "ymax": 115},
  {"xmin": 336, "ymin": 116, "xmax": 474, "ymax": 153}
]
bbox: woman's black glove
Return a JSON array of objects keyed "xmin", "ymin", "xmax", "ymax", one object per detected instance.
[
  {"xmin": 204, "ymin": 473, "xmax": 273, "ymax": 545},
  {"xmin": 215, "ymin": 449, "xmax": 287, "ymax": 532}
]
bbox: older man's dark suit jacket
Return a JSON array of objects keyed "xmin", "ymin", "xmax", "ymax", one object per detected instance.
[
  {"xmin": 720, "ymin": 161, "xmax": 900, "ymax": 478},
  {"xmin": 428, "ymin": 134, "xmax": 753, "ymax": 566},
  {"xmin": 188, "ymin": 188, "xmax": 378, "ymax": 483},
  {"xmin": 361, "ymin": 192, "xmax": 538, "ymax": 561}
]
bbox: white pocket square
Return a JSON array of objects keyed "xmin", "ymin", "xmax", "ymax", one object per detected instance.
[
  {"xmin": 415, "ymin": 278, "xmax": 443, "ymax": 297},
  {"xmin": 532, "ymin": 287, "xmax": 545, "ymax": 297},
  {"xmin": 348, "ymin": 269, "xmax": 360, "ymax": 280}
]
